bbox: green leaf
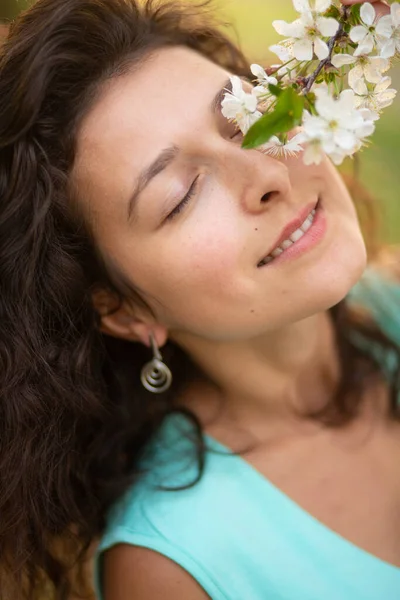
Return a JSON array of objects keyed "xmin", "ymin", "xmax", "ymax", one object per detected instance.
[
  {"xmin": 324, "ymin": 5, "xmax": 340, "ymax": 19},
  {"xmin": 268, "ymin": 83, "xmax": 283, "ymax": 97},
  {"xmin": 350, "ymin": 3, "xmax": 361, "ymax": 24},
  {"xmin": 242, "ymin": 87, "xmax": 304, "ymax": 149}
]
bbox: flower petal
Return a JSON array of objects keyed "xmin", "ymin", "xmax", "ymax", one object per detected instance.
[
  {"xmin": 269, "ymin": 44, "xmax": 293, "ymax": 61},
  {"xmin": 338, "ymin": 89, "xmax": 357, "ymax": 113},
  {"xmin": 303, "ymin": 142, "xmax": 324, "ymax": 165},
  {"xmin": 348, "ymin": 64, "xmax": 364, "ymax": 90},
  {"xmin": 364, "ymin": 57, "xmax": 390, "ymax": 83},
  {"xmin": 328, "ymin": 150, "xmax": 346, "ymax": 165},
  {"xmin": 375, "ymin": 75, "xmax": 392, "ymax": 92},
  {"xmin": 359, "ymin": 107, "xmax": 379, "ymax": 121},
  {"xmin": 293, "ymin": 38, "xmax": 314, "ymax": 60},
  {"xmin": 375, "ymin": 15, "xmax": 393, "ymax": 38},
  {"xmin": 238, "ymin": 111, "xmax": 263, "ymax": 134},
  {"xmin": 303, "ymin": 115, "xmax": 327, "ymax": 137},
  {"xmin": 349, "ymin": 25, "xmax": 368, "ymax": 43},
  {"xmin": 314, "ymin": 37, "xmax": 329, "ymax": 60},
  {"xmin": 315, "ymin": 0, "xmax": 332, "ymax": 14},
  {"xmin": 293, "ymin": 0, "xmax": 311, "ymax": 13},
  {"xmin": 243, "ymin": 94, "xmax": 258, "ymax": 112},
  {"xmin": 356, "ymin": 121, "xmax": 375, "ymax": 137},
  {"xmin": 314, "ymin": 86, "xmax": 337, "ymax": 120},
  {"xmin": 376, "ymin": 89, "xmax": 397, "ymax": 106},
  {"xmin": 334, "ymin": 128, "xmax": 357, "ymax": 151},
  {"xmin": 331, "ymin": 53, "xmax": 356, "ymax": 68},
  {"xmin": 300, "ymin": 10, "xmax": 314, "ymax": 27},
  {"xmin": 273, "ymin": 19, "xmax": 304, "ymax": 38},
  {"xmin": 316, "ymin": 16, "xmax": 340, "ymax": 37},
  {"xmin": 351, "ymin": 76, "xmax": 368, "ymax": 96},
  {"xmin": 252, "ymin": 85, "xmax": 267, "ymax": 98},
  {"xmin": 391, "ymin": 2, "xmax": 400, "ymax": 28},
  {"xmin": 288, "ymin": 131, "xmax": 306, "ymax": 147},
  {"xmin": 354, "ymin": 95, "xmax": 366, "ymax": 109},
  {"xmin": 221, "ymin": 98, "xmax": 241, "ymax": 120},
  {"xmin": 354, "ymin": 34, "xmax": 375, "ymax": 56},
  {"xmin": 379, "ymin": 38, "xmax": 396, "ymax": 58},
  {"xmin": 250, "ymin": 64, "xmax": 265, "ymax": 79},
  {"xmin": 230, "ymin": 75, "xmax": 244, "ymax": 98},
  {"xmin": 360, "ymin": 3, "xmax": 376, "ymax": 27}
]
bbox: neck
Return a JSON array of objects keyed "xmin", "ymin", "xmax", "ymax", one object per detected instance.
[{"xmin": 171, "ymin": 310, "xmax": 341, "ymax": 435}]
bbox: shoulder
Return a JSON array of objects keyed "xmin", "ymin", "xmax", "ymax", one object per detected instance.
[{"xmin": 102, "ymin": 543, "xmax": 211, "ymax": 600}]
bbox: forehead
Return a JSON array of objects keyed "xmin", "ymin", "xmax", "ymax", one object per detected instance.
[{"xmin": 74, "ymin": 47, "xmax": 230, "ymax": 189}]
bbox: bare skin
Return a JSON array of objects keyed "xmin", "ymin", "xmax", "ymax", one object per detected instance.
[{"xmin": 70, "ymin": 1, "xmax": 400, "ymax": 597}]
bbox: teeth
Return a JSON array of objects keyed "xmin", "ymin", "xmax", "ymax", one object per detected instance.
[
  {"xmin": 262, "ymin": 256, "xmax": 274, "ymax": 265},
  {"xmin": 259, "ymin": 206, "xmax": 317, "ymax": 267},
  {"xmin": 280, "ymin": 239, "xmax": 293, "ymax": 250},
  {"xmin": 289, "ymin": 228, "xmax": 304, "ymax": 243},
  {"xmin": 300, "ymin": 215, "xmax": 313, "ymax": 233}
]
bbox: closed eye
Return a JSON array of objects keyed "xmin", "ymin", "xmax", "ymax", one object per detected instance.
[
  {"xmin": 165, "ymin": 175, "xmax": 200, "ymax": 221},
  {"xmin": 165, "ymin": 123, "xmax": 242, "ymax": 223}
]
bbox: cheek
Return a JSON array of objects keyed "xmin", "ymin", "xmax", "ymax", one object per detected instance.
[
  {"xmin": 127, "ymin": 214, "xmax": 253, "ymax": 331},
  {"xmin": 155, "ymin": 220, "xmax": 243, "ymax": 295}
]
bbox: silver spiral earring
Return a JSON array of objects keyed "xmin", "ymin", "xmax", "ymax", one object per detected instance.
[{"xmin": 140, "ymin": 333, "xmax": 172, "ymax": 394}]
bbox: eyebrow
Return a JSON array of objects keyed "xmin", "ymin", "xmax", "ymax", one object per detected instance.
[{"xmin": 126, "ymin": 77, "xmax": 233, "ymax": 221}]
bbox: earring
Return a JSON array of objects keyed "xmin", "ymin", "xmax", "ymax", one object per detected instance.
[{"xmin": 140, "ymin": 332, "xmax": 172, "ymax": 394}]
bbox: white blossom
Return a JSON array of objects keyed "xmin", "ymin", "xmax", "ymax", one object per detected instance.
[
  {"xmin": 300, "ymin": 87, "xmax": 376, "ymax": 165},
  {"xmin": 331, "ymin": 53, "xmax": 389, "ymax": 89},
  {"xmin": 250, "ymin": 64, "xmax": 278, "ymax": 87},
  {"xmin": 269, "ymin": 44, "xmax": 299, "ymax": 80},
  {"xmin": 351, "ymin": 76, "xmax": 397, "ymax": 111},
  {"xmin": 250, "ymin": 64, "xmax": 278, "ymax": 100},
  {"xmin": 349, "ymin": 3, "xmax": 391, "ymax": 56},
  {"xmin": 258, "ymin": 133, "xmax": 305, "ymax": 158},
  {"xmin": 293, "ymin": 0, "xmax": 332, "ymax": 13},
  {"xmin": 221, "ymin": 76, "xmax": 262, "ymax": 134},
  {"xmin": 302, "ymin": 138, "xmax": 328, "ymax": 165},
  {"xmin": 376, "ymin": 2, "xmax": 400, "ymax": 58},
  {"xmin": 359, "ymin": 107, "xmax": 380, "ymax": 122},
  {"xmin": 273, "ymin": 8, "xmax": 339, "ymax": 61},
  {"xmin": 269, "ymin": 43, "xmax": 294, "ymax": 63},
  {"xmin": 218, "ymin": 1, "xmax": 399, "ymax": 167}
]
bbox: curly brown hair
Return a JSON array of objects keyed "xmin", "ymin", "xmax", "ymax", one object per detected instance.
[{"xmin": 0, "ymin": 1, "xmax": 398, "ymax": 599}]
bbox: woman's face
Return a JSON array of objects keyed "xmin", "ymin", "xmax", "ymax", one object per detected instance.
[{"xmin": 73, "ymin": 46, "xmax": 367, "ymax": 342}]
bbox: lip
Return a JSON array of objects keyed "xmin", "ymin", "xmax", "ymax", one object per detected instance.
[{"xmin": 258, "ymin": 197, "xmax": 325, "ymax": 267}]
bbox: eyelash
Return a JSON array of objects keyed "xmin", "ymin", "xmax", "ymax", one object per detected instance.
[
  {"xmin": 165, "ymin": 127, "xmax": 242, "ymax": 222},
  {"xmin": 166, "ymin": 175, "xmax": 200, "ymax": 221}
]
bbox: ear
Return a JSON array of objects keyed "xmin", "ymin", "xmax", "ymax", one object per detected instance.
[{"xmin": 91, "ymin": 288, "xmax": 168, "ymax": 349}]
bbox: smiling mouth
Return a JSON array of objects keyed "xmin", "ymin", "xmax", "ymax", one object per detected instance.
[{"xmin": 257, "ymin": 198, "xmax": 321, "ymax": 267}]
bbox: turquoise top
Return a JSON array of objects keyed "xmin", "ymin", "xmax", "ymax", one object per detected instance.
[{"xmin": 94, "ymin": 265, "xmax": 400, "ymax": 600}]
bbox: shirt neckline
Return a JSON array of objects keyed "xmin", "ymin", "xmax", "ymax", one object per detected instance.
[{"xmin": 197, "ymin": 424, "xmax": 400, "ymax": 575}]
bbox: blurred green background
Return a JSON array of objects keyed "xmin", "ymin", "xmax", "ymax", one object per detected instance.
[{"xmin": 1, "ymin": 0, "xmax": 399, "ymax": 242}]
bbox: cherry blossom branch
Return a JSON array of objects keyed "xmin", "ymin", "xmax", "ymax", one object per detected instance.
[
  {"xmin": 301, "ymin": 6, "xmax": 349, "ymax": 94},
  {"xmin": 221, "ymin": 0, "xmax": 400, "ymax": 166}
]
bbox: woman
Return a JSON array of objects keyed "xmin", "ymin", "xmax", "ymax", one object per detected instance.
[{"xmin": 0, "ymin": 0, "xmax": 399, "ymax": 598}]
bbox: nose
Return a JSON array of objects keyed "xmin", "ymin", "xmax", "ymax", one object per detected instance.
[{"xmin": 233, "ymin": 147, "xmax": 293, "ymax": 215}]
